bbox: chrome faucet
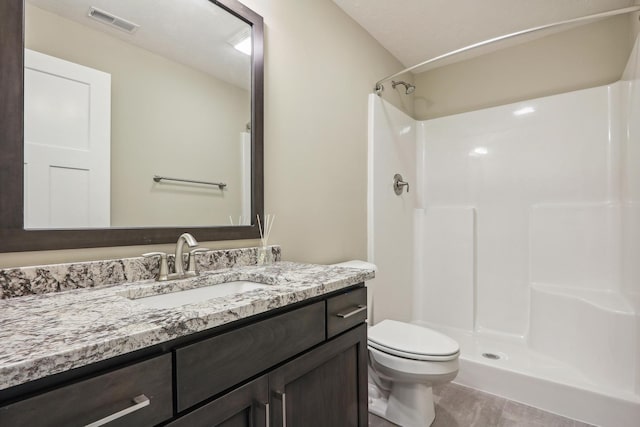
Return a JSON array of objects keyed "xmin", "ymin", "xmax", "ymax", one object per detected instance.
[
  {"xmin": 143, "ymin": 233, "xmax": 208, "ymax": 281},
  {"xmin": 174, "ymin": 232, "xmax": 198, "ymax": 277}
]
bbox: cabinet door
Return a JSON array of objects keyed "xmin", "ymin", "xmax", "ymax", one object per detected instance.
[
  {"xmin": 269, "ymin": 324, "xmax": 368, "ymax": 427},
  {"xmin": 168, "ymin": 376, "xmax": 269, "ymax": 427}
]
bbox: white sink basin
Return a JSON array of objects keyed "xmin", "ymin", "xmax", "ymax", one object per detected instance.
[{"xmin": 134, "ymin": 280, "xmax": 267, "ymax": 309}]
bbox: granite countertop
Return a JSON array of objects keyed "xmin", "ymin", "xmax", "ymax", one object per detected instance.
[{"xmin": 0, "ymin": 261, "xmax": 374, "ymax": 391}]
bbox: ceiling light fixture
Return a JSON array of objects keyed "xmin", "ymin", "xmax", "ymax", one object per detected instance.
[
  {"xmin": 469, "ymin": 147, "xmax": 488, "ymax": 157},
  {"xmin": 229, "ymin": 28, "xmax": 252, "ymax": 55},
  {"xmin": 234, "ymin": 37, "xmax": 252, "ymax": 55},
  {"xmin": 513, "ymin": 106, "xmax": 535, "ymax": 116}
]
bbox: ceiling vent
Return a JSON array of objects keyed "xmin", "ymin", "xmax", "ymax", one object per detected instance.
[{"xmin": 88, "ymin": 7, "xmax": 139, "ymax": 34}]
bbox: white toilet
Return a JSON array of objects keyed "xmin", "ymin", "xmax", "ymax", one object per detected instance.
[
  {"xmin": 333, "ymin": 261, "xmax": 460, "ymax": 427},
  {"xmin": 368, "ymin": 319, "xmax": 459, "ymax": 426}
]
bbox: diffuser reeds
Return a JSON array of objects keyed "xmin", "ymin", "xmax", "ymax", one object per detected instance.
[
  {"xmin": 257, "ymin": 214, "xmax": 275, "ymax": 247},
  {"xmin": 256, "ymin": 214, "xmax": 275, "ymax": 265}
]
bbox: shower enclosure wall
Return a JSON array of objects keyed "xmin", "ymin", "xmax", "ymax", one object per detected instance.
[{"xmin": 368, "ymin": 37, "xmax": 640, "ymax": 427}]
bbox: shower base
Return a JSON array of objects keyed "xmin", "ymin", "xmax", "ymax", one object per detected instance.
[{"xmin": 413, "ymin": 321, "xmax": 640, "ymax": 427}]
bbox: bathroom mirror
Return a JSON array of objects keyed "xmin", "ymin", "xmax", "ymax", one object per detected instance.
[{"xmin": 0, "ymin": 0, "xmax": 264, "ymax": 252}]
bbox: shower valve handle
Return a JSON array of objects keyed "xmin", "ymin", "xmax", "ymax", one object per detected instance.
[{"xmin": 393, "ymin": 174, "xmax": 409, "ymax": 195}]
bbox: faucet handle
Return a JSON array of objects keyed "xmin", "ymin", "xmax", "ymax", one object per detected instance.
[
  {"xmin": 187, "ymin": 248, "xmax": 210, "ymax": 276},
  {"xmin": 142, "ymin": 252, "xmax": 169, "ymax": 281}
]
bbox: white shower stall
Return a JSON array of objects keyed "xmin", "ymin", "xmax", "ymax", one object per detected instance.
[{"xmin": 368, "ymin": 37, "xmax": 640, "ymax": 427}]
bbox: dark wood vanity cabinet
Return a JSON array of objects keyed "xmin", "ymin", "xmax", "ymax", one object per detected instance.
[
  {"xmin": 0, "ymin": 285, "xmax": 368, "ymax": 427},
  {"xmin": 173, "ymin": 324, "xmax": 367, "ymax": 427},
  {"xmin": 269, "ymin": 325, "xmax": 367, "ymax": 427}
]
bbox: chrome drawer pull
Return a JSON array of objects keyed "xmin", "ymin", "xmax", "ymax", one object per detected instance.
[
  {"xmin": 274, "ymin": 391, "xmax": 286, "ymax": 427},
  {"xmin": 84, "ymin": 394, "xmax": 150, "ymax": 427},
  {"xmin": 336, "ymin": 305, "xmax": 367, "ymax": 319},
  {"xmin": 256, "ymin": 401, "xmax": 270, "ymax": 427}
]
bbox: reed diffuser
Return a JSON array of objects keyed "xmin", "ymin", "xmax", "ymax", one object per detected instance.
[{"xmin": 256, "ymin": 214, "xmax": 275, "ymax": 265}]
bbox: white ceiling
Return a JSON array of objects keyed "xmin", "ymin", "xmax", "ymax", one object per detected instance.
[
  {"xmin": 333, "ymin": 0, "xmax": 636, "ymax": 74},
  {"xmin": 28, "ymin": 0, "xmax": 251, "ymax": 89}
]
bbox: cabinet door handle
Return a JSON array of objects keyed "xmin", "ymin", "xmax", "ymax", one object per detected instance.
[
  {"xmin": 274, "ymin": 391, "xmax": 286, "ymax": 427},
  {"xmin": 84, "ymin": 394, "xmax": 150, "ymax": 427},
  {"xmin": 336, "ymin": 305, "xmax": 367, "ymax": 319},
  {"xmin": 256, "ymin": 401, "xmax": 270, "ymax": 427}
]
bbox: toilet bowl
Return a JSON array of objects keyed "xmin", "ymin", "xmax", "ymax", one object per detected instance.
[
  {"xmin": 368, "ymin": 319, "xmax": 459, "ymax": 427},
  {"xmin": 331, "ymin": 260, "xmax": 460, "ymax": 427}
]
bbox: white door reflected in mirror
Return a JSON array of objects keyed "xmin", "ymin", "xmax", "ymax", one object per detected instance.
[{"xmin": 24, "ymin": 49, "xmax": 111, "ymax": 229}]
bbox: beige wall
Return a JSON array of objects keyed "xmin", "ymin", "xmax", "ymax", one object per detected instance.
[
  {"xmin": 413, "ymin": 15, "xmax": 633, "ymax": 119},
  {"xmin": 25, "ymin": 4, "xmax": 249, "ymax": 227},
  {"xmin": 1, "ymin": 0, "xmax": 408, "ymax": 267},
  {"xmin": 242, "ymin": 0, "xmax": 410, "ymax": 264}
]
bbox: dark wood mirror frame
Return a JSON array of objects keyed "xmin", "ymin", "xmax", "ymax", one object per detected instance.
[{"xmin": 0, "ymin": 0, "xmax": 264, "ymax": 252}]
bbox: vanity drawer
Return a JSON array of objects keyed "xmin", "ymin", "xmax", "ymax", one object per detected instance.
[
  {"xmin": 327, "ymin": 286, "xmax": 367, "ymax": 338},
  {"xmin": 175, "ymin": 301, "xmax": 325, "ymax": 411},
  {"xmin": 0, "ymin": 354, "xmax": 172, "ymax": 427}
]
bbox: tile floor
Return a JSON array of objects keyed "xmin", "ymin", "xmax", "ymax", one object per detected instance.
[{"xmin": 368, "ymin": 383, "xmax": 594, "ymax": 427}]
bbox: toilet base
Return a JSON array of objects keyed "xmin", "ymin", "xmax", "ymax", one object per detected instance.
[
  {"xmin": 368, "ymin": 380, "xmax": 436, "ymax": 427},
  {"xmin": 368, "ymin": 382, "xmax": 389, "ymax": 419}
]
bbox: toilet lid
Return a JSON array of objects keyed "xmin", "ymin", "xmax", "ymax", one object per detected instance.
[{"xmin": 368, "ymin": 320, "xmax": 459, "ymax": 360}]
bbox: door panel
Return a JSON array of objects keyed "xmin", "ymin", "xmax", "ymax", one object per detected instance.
[
  {"xmin": 218, "ymin": 408, "xmax": 251, "ymax": 427},
  {"xmin": 285, "ymin": 347, "xmax": 358, "ymax": 426},
  {"xmin": 23, "ymin": 48, "xmax": 111, "ymax": 228},
  {"xmin": 167, "ymin": 376, "xmax": 269, "ymax": 427},
  {"xmin": 49, "ymin": 166, "xmax": 90, "ymax": 227},
  {"xmin": 269, "ymin": 324, "xmax": 368, "ymax": 427}
]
